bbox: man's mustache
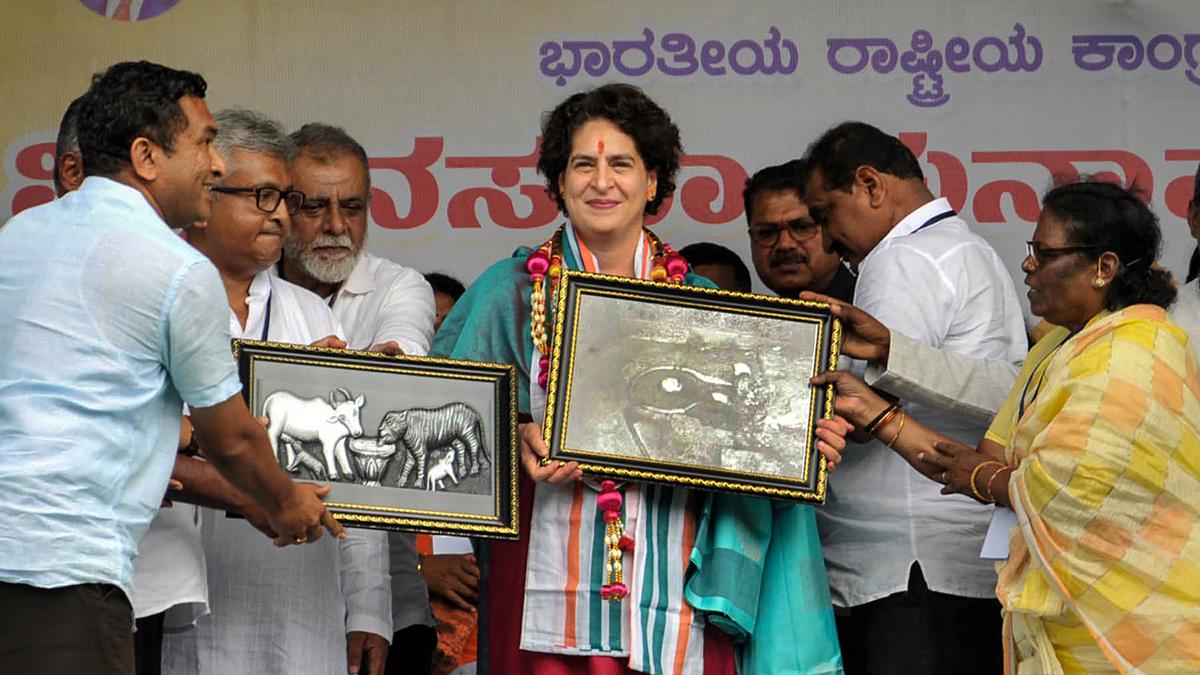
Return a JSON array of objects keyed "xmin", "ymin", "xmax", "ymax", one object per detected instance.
[
  {"xmin": 312, "ymin": 234, "xmax": 353, "ymax": 249},
  {"xmin": 769, "ymin": 251, "xmax": 809, "ymax": 267}
]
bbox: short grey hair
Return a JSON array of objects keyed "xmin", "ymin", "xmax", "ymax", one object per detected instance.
[
  {"xmin": 214, "ymin": 108, "xmax": 297, "ymax": 164},
  {"xmin": 290, "ymin": 122, "xmax": 371, "ymax": 191}
]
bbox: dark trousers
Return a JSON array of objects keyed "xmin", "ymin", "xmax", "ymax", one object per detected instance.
[
  {"xmin": 0, "ymin": 580, "xmax": 135, "ymax": 675},
  {"xmin": 134, "ymin": 612, "xmax": 165, "ymax": 675},
  {"xmin": 836, "ymin": 564, "xmax": 1003, "ymax": 675},
  {"xmin": 384, "ymin": 624, "xmax": 437, "ymax": 675}
]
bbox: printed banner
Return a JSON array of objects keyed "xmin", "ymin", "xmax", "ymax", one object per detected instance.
[{"xmin": 2, "ymin": 0, "xmax": 1197, "ymax": 324}]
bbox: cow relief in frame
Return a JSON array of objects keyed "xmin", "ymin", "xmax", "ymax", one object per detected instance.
[{"xmin": 233, "ymin": 340, "xmax": 518, "ymax": 539}]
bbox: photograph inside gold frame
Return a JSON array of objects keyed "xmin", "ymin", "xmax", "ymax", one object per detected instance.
[{"xmin": 543, "ymin": 270, "xmax": 840, "ymax": 503}]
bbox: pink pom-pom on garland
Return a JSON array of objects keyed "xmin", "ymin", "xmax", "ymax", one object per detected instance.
[
  {"xmin": 601, "ymin": 583, "xmax": 629, "ymax": 600},
  {"xmin": 597, "ymin": 491, "xmax": 623, "ymax": 511},
  {"xmin": 526, "ymin": 250, "xmax": 550, "ymax": 279},
  {"xmin": 665, "ymin": 254, "xmax": 688, "ymax": 278}
]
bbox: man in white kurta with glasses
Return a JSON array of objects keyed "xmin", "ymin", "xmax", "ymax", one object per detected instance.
[{"xmin": 162, "ymin": 109, "xmax": 391, "ymax": 675}]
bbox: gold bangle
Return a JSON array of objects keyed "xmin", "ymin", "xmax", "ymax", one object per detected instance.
[
  {"xmin": 885, "ymin": 411, "xmax": 906, "ymax": 447},
  {"xmin": 869, "ymin": 406, "xmax": 902, "ymax": 437},
  {"xmin": 985, "ymin": 464, "xmax": 1014, "ymax": 502},
  {"xmin": 968, "ymin": 461, "xmax": 1005, "ymax": 502},
  {"xmin": 864, "ymin": 403, "xmax": 899, "ymax": 434}
]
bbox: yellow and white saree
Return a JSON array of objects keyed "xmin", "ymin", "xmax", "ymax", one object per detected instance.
[{"xmin": 985, "ymin": 305, "xmax": 1200, "ymax": 674}]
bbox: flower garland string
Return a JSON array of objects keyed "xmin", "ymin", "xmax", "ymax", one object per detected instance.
[{"xmin": 525, "ymin": 224, "xmax": 687, "ymax": 601}]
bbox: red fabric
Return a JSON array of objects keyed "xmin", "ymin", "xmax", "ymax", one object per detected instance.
[{"xmin": 486, "ymin": 472, "xmax": 737, "ymax": 674}]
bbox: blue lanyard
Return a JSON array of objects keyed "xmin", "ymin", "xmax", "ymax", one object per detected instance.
[
  {"xmin": 1017, "ymin": 330, "xmax": 1076, "ymax": 420},
  {"xmin": 260, "ymin": 292, "xmax": 272, "ymax": 341},
  {"xmin": 912, "ymin": 209, "xmax": 956, "ymax": 234}
]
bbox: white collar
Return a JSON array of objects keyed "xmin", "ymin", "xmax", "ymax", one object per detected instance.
[{"xmin": 862, "ymin": 197, "xmax": 954, "ymax": 267}]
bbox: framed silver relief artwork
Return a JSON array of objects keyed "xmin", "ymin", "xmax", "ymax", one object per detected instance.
[
  {"xmin": 233, "ymin": 340, "xmax": 518, "ymax": 539},
  {"xmin": 543, "ymin": 271, "xmax": 840, "ymax": 503}
]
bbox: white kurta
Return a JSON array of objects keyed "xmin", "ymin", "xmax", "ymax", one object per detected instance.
[
  {"xmin": 131, "ymin": 505, "xmax": 208, "ymax": 627},
  {"xmin": 163, "ymin": 271, "xmax": 392, "ymax": 675},
  {"xmin": 325, "ymin": 253, "xmax": 438, "ymax": 632},
  {"xmin": 1172, "ymin": 278, "xmax": 1200, "ymax": 352},
  {"xmin": 325, "ymin": 252, "xmax": 436, "ymax": 356},
  {"xmin": 817, "ymin": 198, "xmax": 1029, "ymax": 607}
]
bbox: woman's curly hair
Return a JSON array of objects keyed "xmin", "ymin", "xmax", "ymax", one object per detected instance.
[{"xmin": 537, "ymin": 83, "xmax": 682, "ymax": 217}]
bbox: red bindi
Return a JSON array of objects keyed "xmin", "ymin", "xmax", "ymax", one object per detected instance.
[{"xmin": 597, "ymin": 138, "xmax": 605, "ymax": 155}]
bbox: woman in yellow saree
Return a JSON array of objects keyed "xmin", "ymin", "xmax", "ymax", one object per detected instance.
[{"xmin": 816, "ymin": 180, "xmax": 1200, "ymax": 674}]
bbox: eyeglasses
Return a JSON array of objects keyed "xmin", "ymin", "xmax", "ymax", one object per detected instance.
[
  {"xmin": 210, "ymin": 185, "xmax": 306, "ymax": 215},
  {"xmin": 748, "ymin": 219, "xmax": 819, "ymax": 247},
  {"xmin": 1024, "ymin": 241, "xmax": 1098, "ymax": 266}
]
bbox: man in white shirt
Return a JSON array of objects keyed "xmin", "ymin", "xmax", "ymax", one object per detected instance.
[
  {"xmin": 161, "ymin": 110, "xmax": 391, "ymax": 675},
  {"xmin": 801, "ymin": 122, "xmax": 1027, "ymax": 675},
  {"xmin": 279, "ymin": 123, "xmax": 440, "ymax": 674}
]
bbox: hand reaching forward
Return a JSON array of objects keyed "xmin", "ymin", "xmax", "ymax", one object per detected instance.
[
  {"xmin": 267, "ymin": 482, "xmax": 346, "ymax": 547},
  {"xmin": 799, "ymin": 291, "xmax": 891, "ymax": 364}
]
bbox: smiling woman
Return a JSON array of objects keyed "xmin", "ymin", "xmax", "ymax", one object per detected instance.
[{"xmin": 430, "ymin": 83, "xmax": 846, "ymax": 674}]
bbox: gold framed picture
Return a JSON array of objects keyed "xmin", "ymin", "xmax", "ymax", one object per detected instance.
[
  {"xmin": 233, "ymin": 340, "xmax": 518, "ymax": 539},
  {"xmin": 543, "ymin": 271, "xmax": 840, "ymax": 503}
]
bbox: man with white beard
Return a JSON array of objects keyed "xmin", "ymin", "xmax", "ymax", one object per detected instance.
[{"xmin": 278, "ymin": 123, "xmax": 441, "ymax": 674}]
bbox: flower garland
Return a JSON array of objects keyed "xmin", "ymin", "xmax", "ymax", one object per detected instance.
[{"xmin": 525, "ymin": 224, "xmax": 687, "ymax": 602}]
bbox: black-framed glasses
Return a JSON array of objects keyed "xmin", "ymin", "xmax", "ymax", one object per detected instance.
[
  {"xmin": 1024, "ymin": 241, "xmax": 1098, "ymax": 266},
  {"xmin": 748, "ymin": 219, "xmax": 819, "ymax": 247},
  {"xmin": 210, "ymin": 185, "xmax": 306, "ymax": 215}
]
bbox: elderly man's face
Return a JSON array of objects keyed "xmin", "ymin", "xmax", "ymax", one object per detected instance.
[
  {"xmin": 284, "ymin": 152, "xmax": 369, "ymax": 284},
  {"xmin": 203, "ymin": 148, "xmax": 292, "ymax": 277}
]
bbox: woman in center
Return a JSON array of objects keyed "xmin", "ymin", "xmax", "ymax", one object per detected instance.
[{"xmin": 433, "ymin": 84, "xmax": 846, "ymax": 674}]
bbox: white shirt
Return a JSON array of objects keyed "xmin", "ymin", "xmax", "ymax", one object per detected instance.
[
  {"xmin": 131, "ymin": 506, "xmax": 208, "ymax": 625},
  {"xmin": 163, "ymin": 271, "xmax": 392, "ymax": 675},
  {"xmin": 1173, "ymin": 278, "xmax": 1200, "ymax": 352},
  {"xmin": 326, "ymin": 251, "xmax": 436, "ymax": 354},
  {"xmin": 325, "ymin": 252, "xmax": 438, "ymax": 631},
  {"xmin": 817, "ymin": 198, "xmax": 1028, "ymax": 607}
]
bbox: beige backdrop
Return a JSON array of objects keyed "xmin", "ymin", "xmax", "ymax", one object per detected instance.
[{"xmin": 3, "ymin": 0, "xmax": 1198, "ymax": 323}]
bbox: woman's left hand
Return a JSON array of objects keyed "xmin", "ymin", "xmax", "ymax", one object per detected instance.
[
  {"xmin": 814, "ymin": 415, "xmax": 854, "ymax": 471},
  {"xmin": 919, "ymin": 439, "xmax": 988, "ymax": 500}
]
